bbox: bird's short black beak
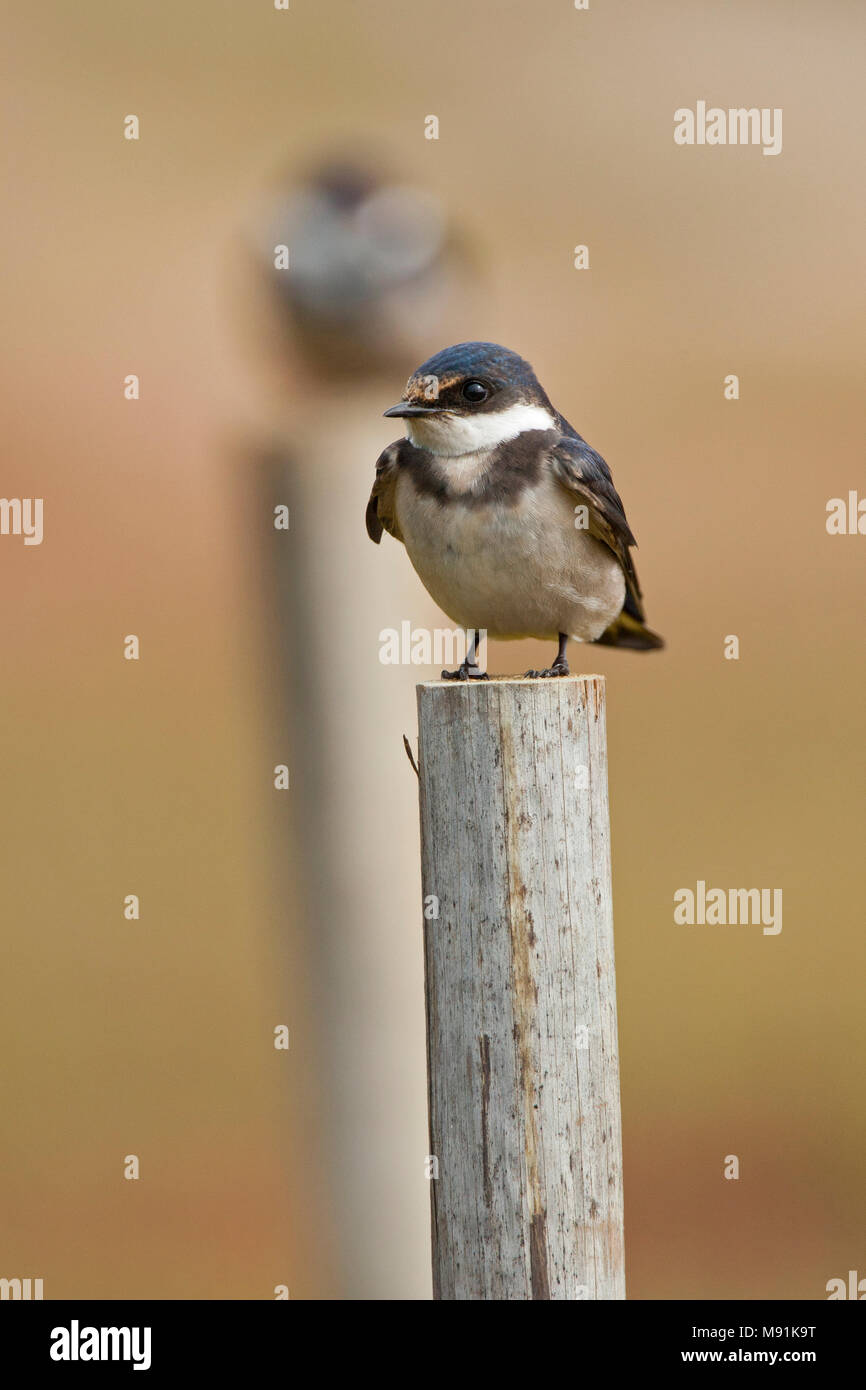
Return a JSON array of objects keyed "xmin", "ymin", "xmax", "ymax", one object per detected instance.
[{"xmin": 383, "ymin": 402, "xmax": 444, "ymax": 418}]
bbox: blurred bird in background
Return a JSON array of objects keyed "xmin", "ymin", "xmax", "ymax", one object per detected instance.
[{"xmin": 263, "ymin": 159, "xmax": 461, "ymax": 375}]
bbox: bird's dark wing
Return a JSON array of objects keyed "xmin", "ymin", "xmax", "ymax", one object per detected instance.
[
  {"xmin": 549, "ymin": 432, "xmax": 646, "ymax": 621},
  {"xmin": 365, "ymin": 441, "xmax": 405, "ymax": 544}
]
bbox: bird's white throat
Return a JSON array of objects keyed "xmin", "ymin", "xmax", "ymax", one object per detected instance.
[{"xmin": 406, "ymin": 401, "xmax": 556, "ymax": 457}]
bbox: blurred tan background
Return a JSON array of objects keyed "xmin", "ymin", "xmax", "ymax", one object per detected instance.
[{"xmin": 1, "ymin": 0, "xmax": 864, "ymax": 1299}]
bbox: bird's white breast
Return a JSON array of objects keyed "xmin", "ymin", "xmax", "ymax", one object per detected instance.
[{"xmin": 394, "ymin": 454, "xmax": 625, "ymax": 642}]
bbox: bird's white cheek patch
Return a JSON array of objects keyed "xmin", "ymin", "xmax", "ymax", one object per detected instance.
[{"xmin": 406, "ymin": 403, "xmax": 556, "ymax": 456}]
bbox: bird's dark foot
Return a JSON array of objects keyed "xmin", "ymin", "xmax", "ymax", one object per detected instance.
[
  {"xmin": 526, "ymin": 635, "xmax": 570, "ymax": 678},
  {"xmin": 442, "ymin": 662, "xmax": 489, "ymax": 681},
  {"xmin": 524, "ymin": 658, "xmax": 570, "ymax": 679}
]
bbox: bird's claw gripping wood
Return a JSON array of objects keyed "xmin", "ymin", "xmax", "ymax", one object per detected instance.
[
  {"xmin": 524, "ymin": 661, "xmax": 569, "ymax": 678},
  {"xmin": 441, "ymin": 627, "xmax": 488, "ymax": 681},
  {"xmin": 442, "ymin": 662, "xmax": 489, "ymax": 682},
  {"xmin": 525, "ymin": 632, "xmax": 569, "ymax": 678}
]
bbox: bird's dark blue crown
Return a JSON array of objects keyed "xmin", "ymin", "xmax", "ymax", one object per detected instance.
[{"xmin": 413, "ymin": 341, "xmax": 543, "ymax": 395}]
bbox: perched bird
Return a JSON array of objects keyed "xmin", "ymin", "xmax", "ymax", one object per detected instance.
[{"xmin": 366, "ymin": 341, "xmax": 664, "ymax": 679}]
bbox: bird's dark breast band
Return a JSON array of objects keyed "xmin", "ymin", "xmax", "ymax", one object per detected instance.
[{"xmin": 396, "ymin": 429, "xmax": 556, "ymax": 508}]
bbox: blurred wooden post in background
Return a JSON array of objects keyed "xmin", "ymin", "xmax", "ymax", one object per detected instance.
[{"xmin": 416, "ymin": 674, "xmax": 625, "ymax": 1300}]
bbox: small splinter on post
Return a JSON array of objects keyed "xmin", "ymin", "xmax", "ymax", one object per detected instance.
[{"xmin": 403, "ymin": 733, "xmax": 420, "ymax": 778}]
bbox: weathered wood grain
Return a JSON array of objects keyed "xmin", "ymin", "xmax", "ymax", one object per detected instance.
[{"xmin": 416, "ymin": 674, "xmax": 625, "ymax": 1300}]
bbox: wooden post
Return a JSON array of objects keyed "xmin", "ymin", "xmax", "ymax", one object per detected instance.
[{"xmin": 416, "ymin": 674, "xmax": 625, "ymax": 1300}]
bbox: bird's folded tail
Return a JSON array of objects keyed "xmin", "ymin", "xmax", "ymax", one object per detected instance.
[{"xmin": 596, "ymin": 609, "xmax": 665, "ymax": 650}]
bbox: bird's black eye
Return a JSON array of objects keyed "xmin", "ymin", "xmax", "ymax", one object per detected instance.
[{"xmin": 461, "ymin": 380, "xmax": 489, "ymax": 404}]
